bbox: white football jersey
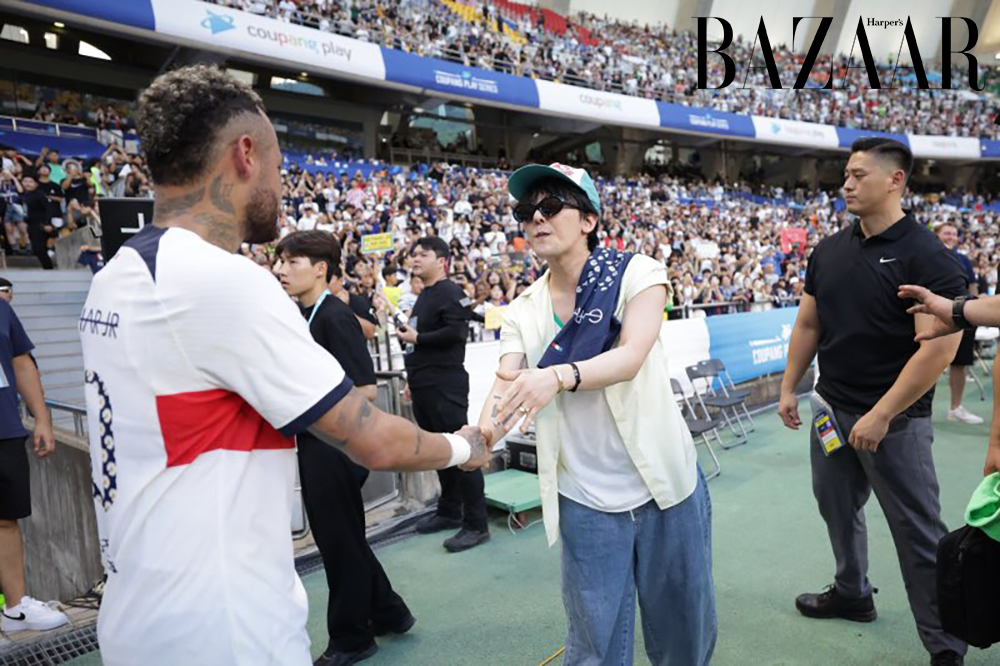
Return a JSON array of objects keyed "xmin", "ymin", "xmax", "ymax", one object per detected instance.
[{"xmin": 80, "ymin": 225, "xmax": 352, "ymax": 666}]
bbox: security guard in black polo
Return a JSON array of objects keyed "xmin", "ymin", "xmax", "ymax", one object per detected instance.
[{"xmin": 779, "ymin": 138, "xmax": 968, "ymax": 666}]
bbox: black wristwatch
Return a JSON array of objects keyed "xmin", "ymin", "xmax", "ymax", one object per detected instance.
[{"xmin": 952, "ymin": 295, "xmax": 978, "ymax": 330}]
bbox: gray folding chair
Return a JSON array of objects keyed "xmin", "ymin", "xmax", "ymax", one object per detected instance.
[
  {"xmin": 671, "ymin": 378, "xmax": 722, "ymax": 480},
  {"xmin": 685, "ymin": 360, "xmax": 751, "ymax": 448}
]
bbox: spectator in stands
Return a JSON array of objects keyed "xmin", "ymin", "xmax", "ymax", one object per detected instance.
[
  {"xmin": 1, "ymin": 168, "xmax": 26, "ymax": 255},
  {"xmin": 18, "ymin": 177, "xmax": 54, "ymax": 270},
  {"xmin": 0, "ymin": 297, "xmax": 68, "ymax": 634},
  {"xmin": 480, "ymin": 163, "xmax": 715, "ymax": 665}
]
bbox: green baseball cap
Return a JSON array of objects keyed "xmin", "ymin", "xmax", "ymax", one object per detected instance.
[{"xmin": 507, "ymin": 162, "xmax": 601, "ymax": 214}]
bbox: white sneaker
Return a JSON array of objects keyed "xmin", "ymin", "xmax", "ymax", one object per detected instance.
[
  {"xmin": 948, "ymin": 406, "xmax": 984, "ymax": 425},
  {"xmin": 1, "ymin": 596, "xmax": 70, "ymax": 632}
]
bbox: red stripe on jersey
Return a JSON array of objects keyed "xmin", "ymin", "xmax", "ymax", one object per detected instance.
[{"xmin": 157, "ymin": 389, "xmax": 294, "ymax": 467}]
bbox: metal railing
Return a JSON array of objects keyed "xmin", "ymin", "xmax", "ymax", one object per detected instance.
[
  {"xmin": 20, "ymin": 398, "xmax": 88, "ymax": 438},
  {"xmin": 677, "ymin": 297, "xmax": 802, "ymax": 319},
  {"xmin": 0, "ymin": 115, "xmax": 99, "ymax": 140},
  {"xmin": 386, "ymin": 147, "xmax": 501, "ymax": 170},
  {"xmin": 0, "ymin": 115, "xmax": 139, "ymax": 151}
]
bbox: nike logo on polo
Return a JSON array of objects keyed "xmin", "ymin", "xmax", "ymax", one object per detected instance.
[{"xmin": 879, "ymin": 257, "xmax": 897, "ymax": 264}]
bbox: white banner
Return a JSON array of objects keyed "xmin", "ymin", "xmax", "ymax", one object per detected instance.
[
  {"xmin": 535, "ymin": 80, "xmax": 660, "ymax": 128},
  {"xmin": 751, "ymin": 116, "xmax": 839, "ymax": 149},
  {"xmin": 151, "ymin": 0, "xmax": 386, "ymax": 81},
  {"xmin": 906, "ymin": 135, "xmax": 981, "ymax": 160}
]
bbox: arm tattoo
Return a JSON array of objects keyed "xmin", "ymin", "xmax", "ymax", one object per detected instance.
[
  {"xmin": 354, "ymin": 397, "xmax": 374, "ymax": 432},
  {"xmin": 467, "ymin": 428, "xmax": 487, "ymax": 462},
  {"xmin": 320, "ymin": 387, "xmax": 376, "ymax": 452},
  {"xmin": 154, "ymin": 186, "xmax": 205, "ymax": 220},
  {"xmin": 209, "ymin": 175, "xmax": 235, "ymax": 215}
]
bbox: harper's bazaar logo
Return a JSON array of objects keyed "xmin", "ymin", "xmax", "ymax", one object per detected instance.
[{"xmin": 697, "ymin": 16, "xmax": 984, "ymax": 91}]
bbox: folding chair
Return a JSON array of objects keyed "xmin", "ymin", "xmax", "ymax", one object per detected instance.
[
  {"xmin": 685, "ymin": 360, "xmax": 751, "ymax": 448},
  {"xmin": 671, "ymin": 378, "xmax": 722, "ymax": 480}
]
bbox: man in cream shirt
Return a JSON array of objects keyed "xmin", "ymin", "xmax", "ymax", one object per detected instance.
[{"xmin": 479, "ymin": 163, "xmax": 716, "ymax": 666}]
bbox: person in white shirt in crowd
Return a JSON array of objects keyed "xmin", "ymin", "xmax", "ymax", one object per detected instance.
[
  {"xmin": 298, "ymin": 203, "xmax": 320, "ymax": 231},
  {"xmin": 79, "ymin": 64, "xmax": 489, "ymax": 666},
  {"xmin": 484, "ymin": 221, "xmax": 507, "ymax": 256},
  {"xmin": 478, "ymin": 163, "xmax": 715, "ymax": 666}
]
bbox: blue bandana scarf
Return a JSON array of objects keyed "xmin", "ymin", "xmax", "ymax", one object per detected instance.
[{"xmin": 538, "ymin": 247, "xmax": 634, "ymax": 369}]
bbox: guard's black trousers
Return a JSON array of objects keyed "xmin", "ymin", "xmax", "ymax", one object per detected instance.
[
  {"xmin": 409, "ymin": 384, "xmax": 488, "ymax": 532},
  {"xmin": 297, "ymin": 434, "xmax": 411, "ymax": 653}
]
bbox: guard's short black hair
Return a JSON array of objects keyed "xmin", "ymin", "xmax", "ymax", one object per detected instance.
[
  {"xmin": 412, "ymin": 236, "xmax": 450, "ymax": 261},
  {"xmin": 276, "ymin": 230, "xmax": 341, "ymax": 281},
  {"xmin": 850, "ymin": 138, "xmax": 913, "ymax": 182},
  {"xmin": 0, "ymin": 277, "xmax": 11, "ymax": 288},
  {"xmin": 521, "ymin": 176, "xmax": 599, "ymax": 252},
  {"xmin": 137, "ymin": 64, "xmax": 267, "ymax": 187}
]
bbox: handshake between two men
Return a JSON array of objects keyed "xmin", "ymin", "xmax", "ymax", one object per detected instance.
[
  {"xmin": 311, "ymin": 355, "xmax": 576, "ymax": 476},
  {"xmin": 305, "ymin": 385, "xmax": 492, "ymax": 473}
]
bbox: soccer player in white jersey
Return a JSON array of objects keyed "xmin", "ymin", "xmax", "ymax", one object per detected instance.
[{"xmin": 78, "ymin": 65, "xmax": 489, "ymax": 666}]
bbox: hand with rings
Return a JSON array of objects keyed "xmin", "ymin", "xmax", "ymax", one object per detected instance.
[{"xmin": 495, "ymin": 366, "xmax": 564, "ymax": 434}]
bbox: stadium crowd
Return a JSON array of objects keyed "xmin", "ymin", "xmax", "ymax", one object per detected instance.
[
  {"xmin": 0, "ymin": 141, "xmax": 151, "ymax": 268},
  {"xmin": 2, "ymin": 131, "xmax": 997, "ymax": 325},
  {"xmin": 2, "ymin": 127, "xmax": 998, "ymax": 324},
  {"xmin": 209, "ymin": 0, "xmax": 1000, "ymax": 139}
]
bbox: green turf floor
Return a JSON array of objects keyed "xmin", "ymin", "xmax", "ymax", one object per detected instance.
[{"xmin": 64, "ymin": 376, "xmax": 1000, "ymax": 665}]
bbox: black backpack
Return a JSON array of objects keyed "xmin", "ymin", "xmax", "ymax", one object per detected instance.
[{"xmin": 937, "ymin": 525, "xmax": 1000, "ymax": 649}]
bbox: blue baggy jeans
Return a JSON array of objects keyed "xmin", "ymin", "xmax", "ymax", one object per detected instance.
[{"xmin": 559, "ymin": 468, "xmax": 717, "ymax": 666}]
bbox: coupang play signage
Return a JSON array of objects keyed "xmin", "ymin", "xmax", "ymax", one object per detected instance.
[{"xmin": 696, "ymin": 16, "xmax": 986, "ymax": 91}]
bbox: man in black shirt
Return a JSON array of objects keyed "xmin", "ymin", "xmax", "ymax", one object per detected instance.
[
  {"xmin": 276, "ymin": 231, "xmax": 414, "ymax": 666},
  {"xmin": 779, "ymin": 139, "xmax": 967, "ymax": 666},
  {"xmin": 398, "ymin": 237, "xmax": 490, "ymax": 552},
  {"xmin": 18, "ymin": 177, "xmax": 54, "ymax": 270},
  {"xmin": 34, "ymin": 166, "xmax": 63, "ymax": 224}
]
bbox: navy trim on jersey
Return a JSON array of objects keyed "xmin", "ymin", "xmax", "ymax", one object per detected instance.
[
  {"xmin": 123, "ymin": 225, "xmax": 168, "ymax": 281},
  {"xmin": 278, "ymin": 376, "xmax": 354, "ymax": 438}
]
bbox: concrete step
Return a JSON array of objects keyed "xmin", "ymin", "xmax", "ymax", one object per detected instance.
[
  {"xmin": 31, "ymin": 341, "xmax": 83, "ymax": 358},
  {"xmin": 36, "ymin": 354, "xmax": 83, "ymax": 373},
  {"xmin": 1, "ymin": 269, "xmax": 92, "ymax": 283},
  {"xmin": 38, "ymin": 368, "xmax": 84, "ymax": 387},
  {"xmin": 12, "ymin": 303, "xmax": 84, "ymax": 318},
  {"xmin": 45, "ymin": 384, "xmax": 85, "ymax": 406},
  {"xmin": 10, "ymin": 292, "xmax": 89, "ymax": 306},
  {"xmin": 18, "ymin": 315, "xmax": 80, "ymax": 331},
  {"xmin": 2, "ymin": 255, "xmax": 43, "ymax": 269},
  {"xmin": 22, "ymin": 328, "xmax": 80, "ymax": 344}
]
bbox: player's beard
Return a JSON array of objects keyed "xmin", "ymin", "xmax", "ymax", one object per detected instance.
[{"xmin": 243, "ymin": 186, "xmax": 281, "ymax": 244}]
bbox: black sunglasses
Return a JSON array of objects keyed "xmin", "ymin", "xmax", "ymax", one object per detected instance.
[{"xmin": 512, "ymin": 196, "xmax": 580, "ymax": 224}]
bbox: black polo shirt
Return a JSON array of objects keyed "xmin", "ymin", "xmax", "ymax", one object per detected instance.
[{"xmin": 805, "ymin": 214, "xmax": 966, "ymax": 417}]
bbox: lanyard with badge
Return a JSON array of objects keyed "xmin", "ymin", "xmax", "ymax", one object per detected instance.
[
  {"xmin": 307, "ymin": 290, "xmax": 330, "ymax": 327},
  {"xmin": 810, "ymin": 392, "xmax": 845, "ymax": 456}
]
